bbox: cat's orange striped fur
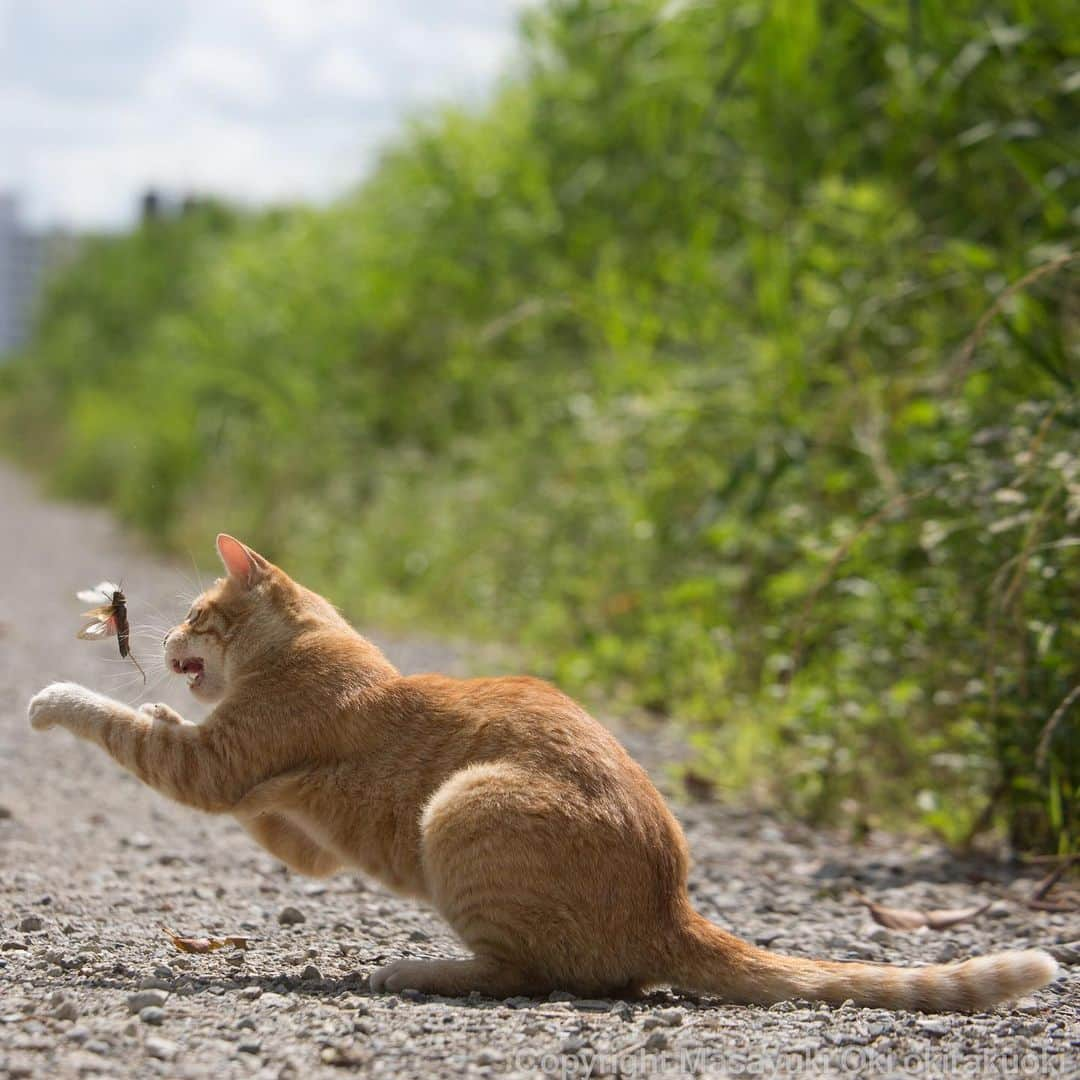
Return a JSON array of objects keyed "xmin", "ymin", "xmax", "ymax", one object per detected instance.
[{"xmin": 28, "ymin": 534, "xmax": 1057, "ymax": 1009}]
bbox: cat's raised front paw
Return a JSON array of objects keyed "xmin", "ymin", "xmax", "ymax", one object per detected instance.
[{"xmin": 28, "ymin": 682, "xmax": 101, "ymax": 732}]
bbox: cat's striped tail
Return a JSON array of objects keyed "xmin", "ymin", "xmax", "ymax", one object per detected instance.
[{"xmin": 671, "ymin": 913, "xmax": 1057, "ymax": 1011}]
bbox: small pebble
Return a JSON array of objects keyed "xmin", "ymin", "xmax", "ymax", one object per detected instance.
[
  {"xmin": 645, "ymin": 1031, "xmax": 670, "ymax": 1051},
  {"xmin": 916, "ymin": 1019, "xmax": 950, "ymax": 1037},
  {"xmin": 656, "ymin": 1008, "xmax": 684, "ymax": 1027},
  {"xmin": 144, "ymin": 1036, "xmax": 178, "ymax": 1061},
  {"xmin": 301, "ymin": 964, "xmax": 322, "ymax": 981},
  {"xmin": 139, "ymin": 1007, "xmax": 166, "ymax": 1026},
  {"xmin": 52, "ymin": 998, "xmax": 79, "ymax": 1022},
  {"xmin": 127, "ymin": 990, "xmax": 167, "ymax": 1013},
  {"xmin": 936, "ymin": 942, "xmax": 959, "ymax": 963},
  {"xmin": 572, "ymin": 999, "xmax": 612, "ymax": 1012},
  {"xmin": 18, "ymin": 916, "xmax": 43, "ymax": 933},
  {"xmin": 278, "ymin": 906, "xmax": 305, "ymax": 926}
]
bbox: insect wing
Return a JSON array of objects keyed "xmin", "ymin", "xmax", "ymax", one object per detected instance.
[
  {"xmin": 77, "ymin": 581, "xmax": 119, "ymax": 605},
  {"xmin": 77, "ymin": 608, "xmax": 119, "ymax": 639}
]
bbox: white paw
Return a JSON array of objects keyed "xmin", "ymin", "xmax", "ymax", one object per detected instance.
[
  {"xmin": 139, "ymin": 702, "xmax": 180, "ymax": 723},
  {"xmin": 28, "ymin": 681, "xmax": 101, "ymax": 732}
]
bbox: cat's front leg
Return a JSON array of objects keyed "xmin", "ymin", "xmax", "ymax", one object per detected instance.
[
  {"xmin": 27, "ymin": 682, "xmax": 242, "ymax": 813},
  {"xmin": 28, "ymin": 681, "xmax": 118, "ymax": 734}
]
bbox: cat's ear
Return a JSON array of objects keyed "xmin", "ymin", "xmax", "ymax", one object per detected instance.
[{"xmin": 216, "ymin": 534, "xmax": 270, "ymax": 588}]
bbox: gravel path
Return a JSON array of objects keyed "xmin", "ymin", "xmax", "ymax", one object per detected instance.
[{"xmin": 0, "ymin": 461, "xmax": 1076, "ymax": 1079}]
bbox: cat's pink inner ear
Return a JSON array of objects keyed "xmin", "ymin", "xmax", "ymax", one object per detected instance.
[{"xmin": 216, "ymin": 534, "xmax": 267, "ymax": 586}]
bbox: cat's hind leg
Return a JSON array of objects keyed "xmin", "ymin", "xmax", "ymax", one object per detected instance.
[
  {"xmin": 372, "ymin": 762, "xmax": 588, "ymax": 999},
  {"xmin": 369, "ymin": 956, "xmax": 535, "ymax": 996},
  {"xmin": 240, "ymin": 811, "xmax": 342, "ymax": 878},
  {"xmin": 234, "ymin": 772, "xmax": 342, "ymax": 878}
]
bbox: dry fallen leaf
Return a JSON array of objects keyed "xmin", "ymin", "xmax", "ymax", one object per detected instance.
[
  {"xmin": 854, "ymin": 894, "xmax": 993, "ymax": 931},
  {"xmin": 161, "ymin": 927, "xmax": 249, "ymax": 954}
]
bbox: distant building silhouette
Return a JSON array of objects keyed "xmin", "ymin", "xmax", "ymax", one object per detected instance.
[
  {"xmin": 141, "ymin": 188, "xmax": 162, "ymax": 222},
  {"xmin": 0, "ymin": 194, "xmax": 76, "ymax": 356}
]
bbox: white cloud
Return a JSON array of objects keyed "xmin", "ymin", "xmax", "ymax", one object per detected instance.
[
  {"xmin": 1, "ymin": 0, "xmax": 529, "ymax": 229},
  {"xmin": 147, "ymin": 43, "xmax": 277, "ymax": 110},
  {"xmin": 312, "ymin": 46, "xmax": 383, "ymax": 101},
  {"xmin": 250, "ymin": 0, "xmax": 380, "ymax": 45}
]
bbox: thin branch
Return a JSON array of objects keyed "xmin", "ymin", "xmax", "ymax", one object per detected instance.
[
  {"xmin": 1036, "ymin": 683, "xmax": 1080, "ymax": 769},
  {"xmin": 786, "ymin": 483, "xmax": 939, "ymax": 679},
  {"xmin": 1030, "ymin": 854, "xmax": 1077, "ymax": 903},
  {"xmin": 949, "ymin": 250, "xmax": 1079, "ymax": 386}
]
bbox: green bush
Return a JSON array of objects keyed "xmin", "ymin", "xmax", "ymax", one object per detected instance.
[{"xmin": 3, "ymin": 0, "xmax": 1078, "ymax": 850}]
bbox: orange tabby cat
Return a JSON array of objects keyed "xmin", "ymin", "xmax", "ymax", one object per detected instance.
[{"xmin": 28, "ymin": 535, "xmax": 1057, "ymax": 1009}]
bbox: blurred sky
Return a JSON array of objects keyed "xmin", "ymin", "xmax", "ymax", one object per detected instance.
[{"xmin": 0, "ymin": 0, "xmax": 529, "ymax": 230}]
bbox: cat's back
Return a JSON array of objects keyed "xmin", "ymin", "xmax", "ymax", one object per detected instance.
[{"xmin": 368, "ymin": 672, "xmax": 655, "ymax": 801}]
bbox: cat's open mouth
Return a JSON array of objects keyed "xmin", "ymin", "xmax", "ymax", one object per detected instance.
[{"xmin": 172, "ymin": 657, "xmax": 205, "ymax": 688}]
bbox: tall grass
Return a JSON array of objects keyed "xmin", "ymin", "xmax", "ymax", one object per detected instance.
[{"xmin": 4, "ymin": 0, "xmax": 1078, "ymax": 849}]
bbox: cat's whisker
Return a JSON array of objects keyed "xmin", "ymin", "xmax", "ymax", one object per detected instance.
[
  {"xmin": 92, "ymin": 647, "xmax": 166, "ymax": 661},
  {"xmin": 141, "ymin": 606, "xmax": 175, "ymax": 618},
  {"xmin": 99, "ymin": 674, "xmax": 147, "ymax": 688},
  {"xmin": 93, "ymin": 658, "xmax": 165, "ymax": 670},
  {"xmin": 133, "ymin": 605, "xmax": 177, "ymax": 628},
  {"xmin": 105, "ymin": 661, "xmax": 170, "ymax": 689},
  {"xmin": 132, "ymin": 596, "xmax": 178, "ymax": 617},
  {"xmin": 131, "ymin": 670, "xmax": 172, "ymax": 698},
  {"xmin": 174, "ymin": 564, "xmax": 201, "ymax": 593},
  {"xmin": 99, "ymin": 676, "xmax": 154, "ymax": 696},
  {"xmin": 186, "ymin": 549, "xmax": 209, "ymax": 595},
  {"xmin": 96, "ymin": 667, "xmax": 167, "ymax": 687}
]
